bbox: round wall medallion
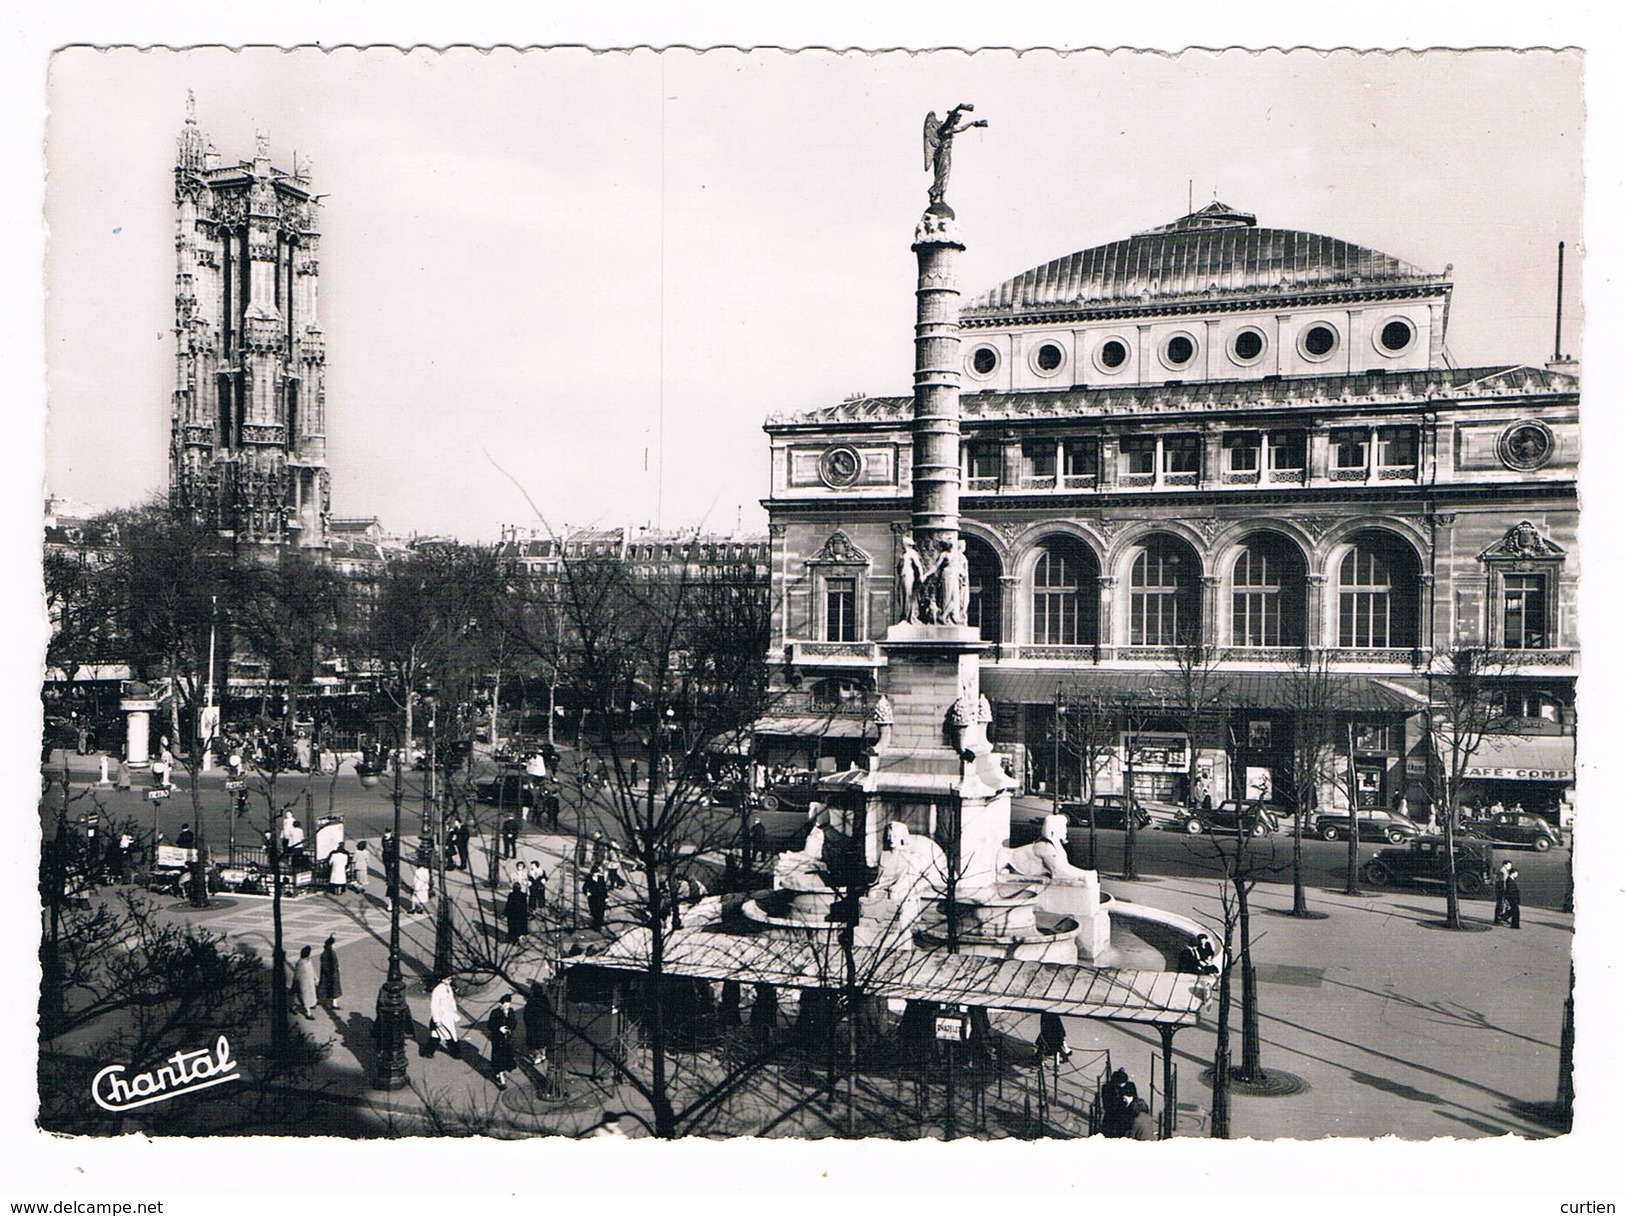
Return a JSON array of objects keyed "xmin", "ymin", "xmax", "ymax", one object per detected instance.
[
  {"xmin": 819, "ymin": 445, "xmax": 864, "ymax": 488},
  {"xmin": 1498, "ymin": 420, "xmax": 1555, "ymax": 471}
]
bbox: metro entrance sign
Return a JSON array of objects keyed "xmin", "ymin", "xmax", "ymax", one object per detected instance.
[
  {"xmin": 145, "ymin": 787, "xmax": 170, "ymax": 802},
  {"xmin": 934, "ymin": 1013, "xmax": 970, "ymax": 1041}
]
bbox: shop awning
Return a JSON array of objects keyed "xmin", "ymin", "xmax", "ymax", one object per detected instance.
[
  {"xmin": 583, "ymin": 925, "xmax": 1207, "ymax": 1027},
  {"xmin": 1462, "ymin": 734, "xmax": 1575, "ymax": 782},
  {"xmin": 749, "ymin": 715, "xmax": 876, "ymax": 740},
  {"xmin": 980, "ymin": 668, "xmax": 1430, "ymax": 713}
]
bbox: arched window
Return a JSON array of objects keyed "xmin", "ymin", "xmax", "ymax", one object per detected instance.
[
  {"xmin": 1337, "ymin": 533, "xmax": 1420, "ymax": 648},
  {"xmin": 964, "ymin": 537, "xmax": 1003, "ymax": 644},
  {"xmin": 1030, "ymin": 539, "xmax": 1098, "ymax": 646},
  {"xmin": 1129, "ymin": 535, "xmax": 1200, "ymax": 646},
  {"xmin": 1232, "ymin": 535, "xmax": 1307, "ymax": 648},
  {"xmin": 1032, "ymin": 550, "xmax": 1080, "ymax": 645}
]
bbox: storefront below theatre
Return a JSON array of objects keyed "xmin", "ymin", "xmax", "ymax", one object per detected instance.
[{"xmin": 1458, "ymin": 733, "xmax": 1576, "ymax": 824}]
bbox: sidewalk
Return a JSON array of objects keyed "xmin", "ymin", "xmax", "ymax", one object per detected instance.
[{"xmin": 155, "ymin": 819, "xmax": 1573, "ymax": 1140}]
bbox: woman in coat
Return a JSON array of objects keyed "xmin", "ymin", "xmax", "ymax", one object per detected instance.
[
  {"xmin": 487, "ymin": 993, "xmax": 518, "ymax": 1090},
  {"xmin": 411, "ymin": 863, "xmax": 431, "ymax": 914},
  {"xmin": 290, "ymin": 945, "xmax": 318, "ymax": 1021},
  {"xmin": 523, "ymin": 980, "xmax": 555, "ymax": 1066},
  {"xmin": 504, "ymin": 881, "xmax": 529, "ymax": 943},
  {"xmin": 428, "ymin": 976, "xmax": 461, "ymax": 1057},
  {"xmin": 317, "ymin": 935, "xmax": 342, "ymax": 1012}
]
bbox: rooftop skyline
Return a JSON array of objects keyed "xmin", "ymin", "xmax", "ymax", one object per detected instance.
[{"xmin": 45, "ymin": 48, "xmax": 1583, "ymax": 542}]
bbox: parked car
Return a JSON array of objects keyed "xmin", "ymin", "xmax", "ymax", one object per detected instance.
[
  {"xmin": 1360, "ymin": 836, "xmax": 1495, "ymax": 895},
  {"xmin": 756, "ymin": 770, "xmax": 823, "ymax": 813},
  {"xmin": 475, "ymin": 771, "xmax": 542, "ymax": 809},
  {"xmin": 1469, "ymin": 812, "xmax": 1563, "ymax": 852},
  {"xmin": 1179, "ymin": 799, "xmax": 1284, "ymax": 837},
  {"xmin": 1059, "ymin": 795, "xmax": 1152, "ymax": 832},
  {"xmin": 1313, "ymin": 807, "xmax": 1420, "ymax": 845},
  {"xmin": 414, "ymin": 739, "xmax": 474, "ymax": 772}
]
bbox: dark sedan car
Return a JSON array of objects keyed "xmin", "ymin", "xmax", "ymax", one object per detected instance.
[
  {"xmin": 1179, "ymin": 799, "xmax": 1284, "ymax": 837},
  {"xmin": 1361, "ymin": 836, "xmax": 1495, "ymax": 896},
  {"xmin": 1470, "ymin": 812, "xmax": 1563, "ymax": 852},
  {"xmin": 1313, "ymin": 807, "xmax": 1421, "ymax": 844},
  {"xmin": 1059, "ymin": 795, "xmax": 1152, "ymax": 832}
]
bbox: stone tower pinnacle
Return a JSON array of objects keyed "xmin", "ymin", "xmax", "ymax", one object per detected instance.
[{"xmin": 169, "ymin": 98, "xmax": 330, "ymax": 553}]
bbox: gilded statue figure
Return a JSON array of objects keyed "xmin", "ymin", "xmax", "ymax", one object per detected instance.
[{"xmin": 922, "ymin": 104, "xmax": 988, "ymax": 208}]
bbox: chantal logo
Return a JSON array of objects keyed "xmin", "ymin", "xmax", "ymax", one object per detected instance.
[{"xmin": 91, "ymin": 1036, "xmax": 242, "ymax": 1112}]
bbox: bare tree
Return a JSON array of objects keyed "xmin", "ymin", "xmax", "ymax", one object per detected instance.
[
  {"xmin": 1280, "ymin": 654, "xmax": 1343, "ymax": 913},
  {"xmin": 1425, "ymin": 647, "xmax": 1517, "ymax": 929}
]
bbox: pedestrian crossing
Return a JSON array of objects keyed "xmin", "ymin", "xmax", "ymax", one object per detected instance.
[{"xmin": 199, "ymin": 892, "xmax": 412, "ymax": 953}]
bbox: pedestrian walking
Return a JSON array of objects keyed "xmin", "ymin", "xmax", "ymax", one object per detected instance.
[
  {"xmin": 543, "ymin": 787, "xmax": 561, "ymax": 831},
  {"xmin": 114, "ymin": 758, "xmax": 131, "ymax": 790},
  {"xmin": 352, "ymin": 840, "xmax": 371, "ymax": 902},
  {"xmin": 1502, "ymin": 864, "xmax": 1522, "ymax": 929},
  {"xmin": 290, "ymin": 945, "xmax": 318, "ymax": 1021},
  {"xmin": 750, "ymin": 982, "xmax": 778, "ymax": 1046},
  {"xmin": 748, "ymin": 818, "xmax": 768, "ymax": 866},
  {"xmin": 585, "ymin": 865, "xmax": 608, "ymax": 930},
  {"xmin": 1036, "ymin": 1011, "xmax": 1071, "ymax": 1061},
  {"xmin": 504, "ymin": 881, "xmax": 529, "ymax": 943},
  {"xmin": 605, "ymin": 841, "xmax": 625, "ymax": 890},
  {"xmin": 719, "ymin": 980, "xmax": 742, "ymax": 1026},
  {"xmin": 318, "ymin": 935, "xmax": 343, "ymax": 1013},
  {"xmin": 382, "ymin": 831, "xmax": 399, "ymax": 898},
  {"xmin": 527, "ymin": 860, "xmax": 547, "ymax": 914},
  {"xmin": 427, "ymin": 976, "xmax": 461, "ymax": 1059},
  {"xmin": 630, "ymin": 759, "xmax": 640, "ymax": 789},
  {"xmin": 327, "ymin": 844, "xmax": 350, "ymax": 894},
  {"xmin": 1100, "ymin": 1068, "xmax": 1135, "ymax": 1137},
  {"xmin": 500, "ymin": 814, "xmax": 519, "ymax": 859},
  {"xmin": 590, "ymin": 831, "xmax": 607, "ymax": 868},
  {"xmin": 411, "ymin": 863, "xmax": 431, "ymax": 915},
  {"xmin": 175, "ymin": 823, "xmax": 195, "ymax": 850},
  {"xmin": 1494, "ymin": 859, "xmax": 1513, "ymax": 923},
  {"xmin": 488, "ymin": 993, "xmax": 518, "ymax": 1090},
  {"xmin": 524, "ymin": 979, "xmax": 555, "ymax": 1067}
]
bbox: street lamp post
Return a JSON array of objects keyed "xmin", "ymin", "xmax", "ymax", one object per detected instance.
[
  {"xmin": 429, "ymin": 694, "xmax": 455, "ymax": 982},
  {"xmin": 371, "ymin": 746, "xmax": 410, "ymax": 1089}
]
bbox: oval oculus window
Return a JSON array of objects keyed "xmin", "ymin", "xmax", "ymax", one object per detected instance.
[
  {"xmin": 1036, "ymin": 343, "xmax": 1064, "ymax": 372},
  {"xmin": 1165, "ymin": 334, "xmax": 1196, "ymax": 366},
  {"xmin": 1098, "ymin": 339, "xmax": 1129, "ymax": 369},
  {"xmin": 971, "ymin": 346, "xmax": 998, "ymax": 375}
]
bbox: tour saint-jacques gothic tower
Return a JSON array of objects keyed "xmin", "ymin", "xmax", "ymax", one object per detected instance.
[{"xmin": 168, "ymin": 95, "xmax": 331, "ymax": 553}]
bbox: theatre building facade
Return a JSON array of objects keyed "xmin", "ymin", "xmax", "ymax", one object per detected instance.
[{"xmin": 760, "ymin": 203, "xmax": 1578, "ymax": 821}]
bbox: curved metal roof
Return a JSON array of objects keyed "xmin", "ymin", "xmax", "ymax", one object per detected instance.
[{"xmin": 965, "ymin": 202, "xmax": 1442, "ymax": 317}]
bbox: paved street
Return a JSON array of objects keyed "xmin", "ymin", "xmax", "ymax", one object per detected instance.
[
  {"xmin": 41, "ymin": 750, "xmax": 1576, "ymax": 911},
  {"xmin": 42, "ymin": 745, "xmax": 1575, "ymax": 1139}
]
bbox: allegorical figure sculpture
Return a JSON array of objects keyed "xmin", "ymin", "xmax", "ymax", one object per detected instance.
[
  {"xmin": 936, "ymin": 537, "xmax": 970, "ymax": 626},
  {"xmin": 896, "ymin": 534, "xmax": 928, "ymax": 624},
  {"xmin": 922, "ymin": 104, "xmax": 988, "ymax": 209}
]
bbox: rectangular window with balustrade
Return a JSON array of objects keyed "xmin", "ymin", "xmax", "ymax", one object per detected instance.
[
  {"xmin": 1225, "ymin": 432, "xmax": 1261, "ymax": 472},
  {"xmin": 1377, "ymin": 426, "xmax": 1418, "ymax": 468},
  {"xmin": 1163, "ymin": 435, "xmax": 1201, "ymax": 475},
  {"xmin": 825, "ymin": 577, "xmax": 856, "ymax": 642},
  {"xmin": 1501, "ymin": 573, "xmax": 1547, "ymax": 649},
  {"xmin": 1270, "ymin": 431, "xmax": 1306, "ymax": 470},
  {"xmin": 1063, "ymin": 438, "xmax": 1100, "ymax": 479},
  {"xmin": 1023, "ymin": 441, "xmax": 1056, "ymax": 480},
  {"xmin": 1121, "ymin": 437, "xmax": 1156, "ymax": 476},
  {"xmin": 1332, "ymin": 429, "xmax": 1369, "ymax": 470}
]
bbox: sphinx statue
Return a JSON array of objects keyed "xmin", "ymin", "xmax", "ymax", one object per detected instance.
[
  {"xmin": 999, "ymin": 814, "xmax": 1095, "ymax": 884},
  {"xmin": 860, "ymin": 822, "xmax": 950, "ymax": 931},
  {"xmin": 772, "ymin": 822, "xmax": 834, "ymax": 892}
]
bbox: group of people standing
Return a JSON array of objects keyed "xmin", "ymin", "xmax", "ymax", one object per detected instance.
[{"xmin": 426, "ymin": 977, "xmax": 556, "ymax": 1092}]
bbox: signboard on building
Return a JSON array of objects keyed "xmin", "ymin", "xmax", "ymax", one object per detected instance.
[
  {"xmin": 934, "ymin": 1013, "xmax": 971, "ymax": 1042},
  {"xmin": 1124, "ymin": 731, "xmax": 1189, "ymax": 772}
]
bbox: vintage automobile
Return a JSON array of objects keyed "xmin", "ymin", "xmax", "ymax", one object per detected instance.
[
  {"xmin": 1467, "ymin": 812, "xmax": 1563, "ymax": 852},
  {"xmin": 475, "ymin": 771, "xmax": 542, "ymax": 809},
  {"xmin": 755, "ymin": 770, "xmax": 824, "ymax": 813},
  {"xmin": 1059, "ymin": 795, "xmax": 1153, "ymax": 832},
  {"xmin": 1360, "ymin": 836, "xmax": 1495, "ymax": 896},
  {"xmin": 1179, "ymin": 799, "xmax": 1284, "ymax": 837},
  {"xmin": 1313, "ymin": 807, "xmax": 1421, "ymax": 845}
]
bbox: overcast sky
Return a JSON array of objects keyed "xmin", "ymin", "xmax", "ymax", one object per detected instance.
[{"xmin": 45, "ymin": 47, "xmax": 1583, "ymax": 541}]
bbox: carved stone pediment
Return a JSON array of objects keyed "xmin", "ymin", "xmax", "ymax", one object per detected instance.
[
  {"xmin": 805, "ymin": 529, "xmax": 872, "ymax": 567},
  {"xmin": 1481, "ymin": 521, "xmax": 1565, "ymax": 562}
]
